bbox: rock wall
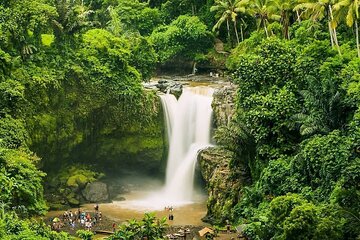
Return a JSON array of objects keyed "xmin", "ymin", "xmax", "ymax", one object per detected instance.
[
  {"xmin": 199, "ymin": 84, "xmax": 246, "ymax": 224},
  {"xmin": 212, "ymin": 85, "xmax": 237, "ymax": 127},
  {"xmin": 199, "ymin": 147, "xmax": 242, "ymax": 224},
  {"xmin": 30, "ymin": 91, "xmax": 166, "ymax": 176}
]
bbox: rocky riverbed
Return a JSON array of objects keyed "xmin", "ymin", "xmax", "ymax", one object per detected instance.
[{"xmin": 143, "ymin": 74, "xmax": 229, "ymax": 98}]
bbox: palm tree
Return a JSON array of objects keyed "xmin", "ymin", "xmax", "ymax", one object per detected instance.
[
  {"xmin": 333, "ymin": 0, "xmax": 360, "ymax": 57},
  {"xmin": 211, "ymin": 0, "xmax": 245, "ymax": 44},
  {"xmin": 52, "ymin": 0, "xmax": 94, "ymax": 44},
  {"xmin": 293, "ymin": 77, "xmax": 346, "ymax": 136},
  {"xmin": 238, "ymin": 0, "xmax": 281, "ymax": 38},
  {"xmin": 294, "ymin": 0, "xmax": 342, "ymax": 55},
  {"xmin": 274, "ymin": 0, "xmax": 298, "ymax": 39}
]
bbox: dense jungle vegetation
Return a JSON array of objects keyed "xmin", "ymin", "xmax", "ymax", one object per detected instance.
[{"xmin": 0, "ymin": 0, "xmax": 359, "ymax": 239}]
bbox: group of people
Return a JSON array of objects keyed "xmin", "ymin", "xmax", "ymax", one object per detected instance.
[{"xmin": 51, "ymin": 204, "xmax": 102, "ymax": 232}]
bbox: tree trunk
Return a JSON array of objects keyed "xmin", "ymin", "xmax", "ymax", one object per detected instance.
[
  {"xmin": 328, "ymin": 5, "xmax": 341, "ymax": 56},
  {"xmin": 283, "ymin": 11, "xmax": 290, "ymax": 40},
  {"xmin": 226, "ymin": 19, "xmax": 231, "ymax": 43},
  {"xmin": 296, "ymin": 10, "xmax": 301, "ymax": 23},
  {"xmin": 233, "ymin": 19, "xmax": 240, "ymax": 44},
  {"xmin": 263, "ymin": 19, "xmax": 269, "ymax": 38},
  {"xmin": 240, "ymin": 24, "xmax": 244, "ymax": 42},
  {"xmin": 328, "ymin": 21, "xmax": 334, "ymax": 47},
  {"xmin": 333, "ymin": 27, "xmax": 341, "ymax": 55},
  {"xmin": 356, "ymin": 20, "xmax": 360, "ymax": 58}
]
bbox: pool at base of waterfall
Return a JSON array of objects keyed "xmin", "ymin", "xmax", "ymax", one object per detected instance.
[
  {"xmin": 46, "ymin": 189, "xmax": 208, "ymax": 226},
  {"xmin": 100, "ymin": 190, "xmax": 208, "ymax": 225}
]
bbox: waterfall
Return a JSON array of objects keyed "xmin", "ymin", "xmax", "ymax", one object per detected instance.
[{"xmin": 160, "ymin": 86, "xmax": 214, "ymax": 203}]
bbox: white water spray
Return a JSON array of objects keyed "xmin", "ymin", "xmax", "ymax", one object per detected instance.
[{"xmin": 160, "ymin": 86, "xmax": 214, "ymax": 204}]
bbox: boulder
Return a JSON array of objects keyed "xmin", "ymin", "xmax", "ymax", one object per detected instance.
[
  {"xmin": 156, "ymin": 79, "xmax": 183, "ymax": 97},
  {"xmin": 169, "ymin": 83, "xmax": 183, "ymax": 98},
  {"xmin": 198, "ymin": 147, "xmax": 242, "ymax": 224},
  {"xmin": 82, "ymin": 181, "xmax": 109, "ymax": 203}
]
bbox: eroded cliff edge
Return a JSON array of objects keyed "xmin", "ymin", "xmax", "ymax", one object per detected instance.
[{"xmin": 198, "ymin": 84, "xmax": 248, "ymax": 224}]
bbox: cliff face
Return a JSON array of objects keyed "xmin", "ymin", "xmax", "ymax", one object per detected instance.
[
  {"xmin": 199, "ymin": 147, "xmax": 242, "ymax": 224},
  {"xmin": 212, "ymin": 85, "xmax": 237, "ymax": 127},
  {"xmin": 29, "ymin": 90, "xmax": 165, "ymax": 176},
  {"xmin": 199, "ymin": 84, "xmax": 245, "ymax": 224}
]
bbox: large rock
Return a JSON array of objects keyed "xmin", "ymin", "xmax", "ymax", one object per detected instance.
[
  {"xmin": 198, "ymin": 147, "xmax": 245, "ymax": 224},
  {"xmin": 212, "ymin": 85, "xmax": 237, "ymax": 127},
  {"xmin": 82, "ymin": 181, "xmax": 109, "ymax": 203},
  {"xmin": 198, "ymin": 83, "xmax": 250, "ymax": 224},
  {"xmin": 156, "ymin": 79, "xmax": 183, "ymax": 98}
]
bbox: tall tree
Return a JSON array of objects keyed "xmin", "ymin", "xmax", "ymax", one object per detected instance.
[
  {"xmin": 295, "ymin": 0, "xmax": 342, "ymax": 55},
  {"xmin": 333, "ymin": 0, "xmax": 360, "ymax": 57},
  {"xmin": 211, "ymin": 0, "xmax": 245, "ymax": 44},
  {"xmin": 52, "ymin": 0, "xmax": 94, "ymax": 44},
  {"xmin": 238, "ymin": 0, "xmax": 280, "ymax": 38},
  {"xmin": 274, "ymin": 0, "xmax": 298, "ymax": 39}
]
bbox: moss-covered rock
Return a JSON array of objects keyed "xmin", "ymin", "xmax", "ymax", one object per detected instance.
[
  {"xmin": 66, "ymin": 174, "xmax": 88, "ymax": 189},
  {"xmin": 28, "ymin": 84, "xmax": 166, "ymax": 177},
  {"xmin": 212, "ymin": 85, "xmax": 237, "ymax": 128},
  {"xmin": 67, "ymin": 197, "xmax": 80, "ymax": 206},
  {"xmin": 198, "ymin": 147, "xmax": 244, "ymax": 224},
  {"xmin": 82, "ymin": 181, "xmax": 109, "ymax": 203},
  {"xmin": 198, "ymin": 84, "xmax": 247, "ymax": 225},
  {"xmin": 44, "ymin": 165, "xmax": 104, "ymax": 209}
]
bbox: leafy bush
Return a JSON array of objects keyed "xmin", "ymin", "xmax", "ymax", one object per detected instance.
[
  {"xmin": 108, "ymin": 213, "xmax": 167, "ymax": 240},
  {"xmin": 0, "ymin": 210, "xmax": 72, "ymax": 240},
  {"xmin": 0, "ymin": 148, "xmax": 47, "ymax": 216},
  {"xmin": 149, "ymin": 15, "xmax": 213, "ymax": 63},
  {"xmin": 76, "ymin": 229, "xmax": 94, "ymax": 240}
]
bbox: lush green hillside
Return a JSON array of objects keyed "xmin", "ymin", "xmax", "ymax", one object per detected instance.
[{"xmin": 0, "ymin": 0, "xmax": 359, "ymax": 239}]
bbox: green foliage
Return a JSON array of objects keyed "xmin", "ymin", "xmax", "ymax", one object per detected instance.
[
  {"xmin": 76, "ymin": 229, "xmax": 94, "ymax": 240},
  {"xmin": 0, "ymin": 211, "xmax": 72, "ymax": 240},
  {"xmin": 282, "ymin": 203, "xmax": 318, "ymax": 240},
  {"xmin": 241, "ymin": 195, "xmax": 345, "ymax": 240},
  {"xmin": 226, "ymin": 27, "xmax": 359, "ymax": 239},
  {"xmin": 292, "ymin": 131, "xmax": 353, "ymax": 199},
  {"xmin": 0, "ymin": 0, "xmax": 56, "ymax": 56},
  {"xmin": 213, "ymin": 120, "xmax": 254, "ymax": 160},
  {"xmin": 0, "ymin": 49, "xmax": 11, "ymax": 77},
  {"xmin": 0, "ymin": 116, "xmax": 28, "ymax": 149},
  {"xmin": 128, "ymin": 36, "xmax": 157, "ymax": 80},
  {"xmin": 0, "ymin": 148, "xmax": 47, "ymax": 216},
  {"xmin": 159, "ymin": 0, "xmax": 207, "ymax": 23},
  {"xmin": 259, "ymin": 158, "xmax": 300, "ymax": 196},
  {"xmin": 108, "ymin": 0, "xmax": 162, "ymax": 36},
  {"xmin": 108, "ymin": 212, "xmax": 167, "ymax": 240},
  {"xmin": 149, "ymin": 15, "xmax": 213, "ymax": 63},
  {"xmin": 59, "ymin": 165, "xmax": 102, "ymax": 188},
  {"xmin": 79, "ymin": 28, "xmax": 142, "ymax": 94},
  {"xmin": 0, "ymin": 80, "xmax": 25, "ymax": 117},
  {"xmin": 45, "ymin": 165, "xmax": 104, "ymax": 208},
  {"xmin": 341, "ymin": 58, "xmax": 360, "ymax": 105}
]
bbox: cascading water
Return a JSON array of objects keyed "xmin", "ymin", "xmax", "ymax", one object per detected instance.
[
  {"xmin": 113, "ymin": 86, "xmax": 214, "ymax": 210},
  {"xmin": 160, "ymin": 86, "xmax": 214, "ymax": 204}
]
